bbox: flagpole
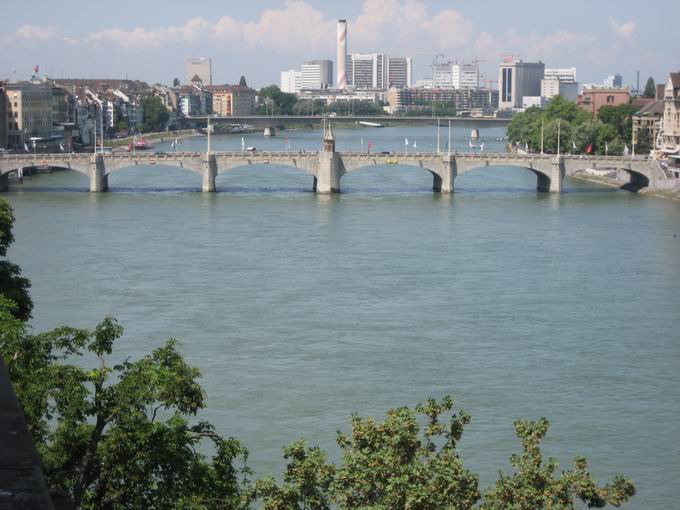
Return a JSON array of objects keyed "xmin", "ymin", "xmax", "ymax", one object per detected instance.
[
  {"xmin": 448, "ymin": 119, "xmax": 451, "ymax": 157},
  {"xmin": 437, "ymin": 119, "xmax": 440, "ymax": 154},
  {"xmin": 541, "ymin": 120, "xmax": 544, "ymax": 156},
  {"xmin": 557, "ymin": 120, "xmax": 561, "ymax": 157},
  {"xmin": 207, "ymin": 117, "xmax": 211, "ymax": 154}
]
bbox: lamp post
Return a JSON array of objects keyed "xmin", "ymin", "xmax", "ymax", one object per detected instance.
[
  {"xmin": 436, "ymin": 118, "xmax": 440, "ymax": 154},
  {"xmin": 448, "ymin": 119, "xmax": 452, "ymax": 156},
  {"xmin": 557, "ymin": 120, "xmax": 561, "ymax": 157},
  {"xmin": 541, "ymin": 119, "xmax": 544, "ymax": 156}
]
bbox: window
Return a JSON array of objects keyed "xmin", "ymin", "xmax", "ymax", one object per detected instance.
[{"xmin": 607, "ymin": 95, "xmax": 615, "ymax": 104}]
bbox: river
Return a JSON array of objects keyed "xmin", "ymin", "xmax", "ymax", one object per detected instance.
[{"xmin": 4, "ymin": 126, "xmax": 680, "ymax": 509}]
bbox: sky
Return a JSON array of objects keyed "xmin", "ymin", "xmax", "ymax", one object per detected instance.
[{"xmin": 1, "ymin": 0, "xmax": 678, "ymax": 89}]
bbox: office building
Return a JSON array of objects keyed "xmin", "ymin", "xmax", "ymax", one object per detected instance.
[
  {"xmin": 345, "ymin": 53, "xmax": 411, "ymax": 90},
  {"xmin": 545, "ymin": 68, "xmax": 577, "ymax": 82},
  {"xmin": 541, "ymin": 79, "xmax": 579, "ymax": 102},
  {"xmin": 498, "ymin": 60, "xmax": 545, "ymax": 109},
  {"xmin": 301, "ymin": 60, "xmax": 333, "ymax": 90},
  {"xmin": 186, "ymin": 58, "xmax": 212, "ymax": 87},
  {"xmin": 604, "ymin": 74, "xmax": 623, "ymax": 88},
  {"xmin": 386, "ymin": 57, "xmax": 412, "ymax": 88},
  {"xmin": 431, "ymin": 62, "xmax": 479, "ymax": 89},
  {"xmin": 281, "ymin": 70, "xmax": 303, "ymax": 94}
]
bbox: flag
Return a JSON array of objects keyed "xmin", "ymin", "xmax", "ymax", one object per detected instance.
[
  {"xmin": 605, "ymin": 141, "xmax": 609, "ymax": 153},
  {"xmin": 624, "ymin": 145, "xmax": 629, "ymax": 156},
  {"xmin": 572, "ymin": 141, "xmax": 577, "ymax": 151},
  {"xmin": 525, "ymin": 142, "xmax": 529, "ymax": 152},
  {"xmin": 405, "ymin": 138, "xmax": 409, "ymax": 145},
  {"xmin": 413, "ymin": 141, "xmax": 417, "ymax": 149},
  {"xmin": 59, "ymin": 142, "xmax": 65, "ymax": 152},
  {"xmin": 24, "ymin": 142, "xmax": 29, "ymax": 152},
  {"xmin": 480, "ymin": 142, "xmax": 485, "ymax": 152},
  {"xmin": 367, "ymin": 141, "xmax": 374, "ymax": 152},
  {"xmin": 34, "ymin": 64, "xmax": 39, "ymax": 74},
  {"xmin": 241, "ymin": 137, "xmax": 245, "ymax": 151},
  {"xmin": 170, "ymin": 139, "xmax": 176, "ymax": 149},
  {"xmin": 586, "ymin": 144, "xmax": 593, "ymax": 154}
]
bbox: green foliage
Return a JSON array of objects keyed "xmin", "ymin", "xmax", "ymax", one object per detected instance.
[
  {"xmin": 239, "ymin": 76, "xmax": 248, "ymax": 87},
  {"xmin": 597, "ymin": 104, "xmax": 636, "ymax": 141},
  {"xmin": 255, "ymin": 440, "xmax": 335, "ymax": 510},
  {"xmin": 0, "ymin": 307, "xmax": 251, "ymax": 509},
  {"xmin": 141, "ymin": 96, "xmax": 170, "ymax": 133},
  {"xmin": 258, "ymin": 85, "xmax": 298, "ymax": 115},
  {"xmin": 0, "ymin": 199, "xmax": 32, "ymax": 320},
  {"xmin": 331, "ymin": 396, "xmax": 480, "ymax": 510},
  {"xmin": 481, "ymin": 418, "xmax": 636, "ymax": 509},
  {"xmin": 507, "ymin": 97, "xmax": 637, "ymax": 155},
  {"xmin": 644, "ymin": 77, "xmax": 656, "ymax": 98},
  {"xmin": 636, "ymin": 129, "xmax": 653, "ymax": 154}
]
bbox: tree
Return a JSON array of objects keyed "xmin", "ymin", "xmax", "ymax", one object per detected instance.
[
  {"xmin": 173, "ymin": 78, "xmax": 180, "ymax": 88},
  {"xmin": 481, "ymin": 418, "xmax": 636, "ymax": 509},
  {"xmin": 597, "ymin": 104, "xmax": 637, "ymax": 141},
  {"xmin": 331, "ymin": 396, "xmax": 480, "ymax": 510},
  {"xmin": 141, "ymin": 96, "xmax": 170, "ymax": 133},
  {"xmin": 239, "ymin": 76, "xmax": 248, "ymax": 87},
  {"xmin": 636, "ymin": 128, "xmax": 653, "ymax": 154},
  {"xmin": 643, "ymin": 77, "xmax": 656, "ymax": 99},
  {"xmin": 0, "ymin": 308, "xmax": 253, "ymax": 509},
  {"xmin": 0, "ymin": 199, "xmax": 32, "ymax": 321},
  {"xmin": 258, "ymin": 85, "xmax": 298, "ymax": 115}
]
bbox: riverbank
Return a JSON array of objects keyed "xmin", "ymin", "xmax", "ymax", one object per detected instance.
[
  {"xmin": 571, "ymin": 169, "xmax": 680, "ymax": 201},
  {"xmin": 108, "ymin": 129, "xmax": 200, "ymax": 149}
]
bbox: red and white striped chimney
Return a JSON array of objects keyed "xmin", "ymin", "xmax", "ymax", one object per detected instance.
[{"xmin": 337, "ymin": 20, "xmax": 347, "ymax": 89}]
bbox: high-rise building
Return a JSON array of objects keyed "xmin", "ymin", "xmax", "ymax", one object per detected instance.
[
  {"xmin": 345, "ymin": 54, "xmax": 411, "ymax": 90},
  {"xmin": 431, "ymin": 62, "xmax": 479, "ymax": 89},
  {"xmin": 346, "ymin": 53, "xmax": 385, "ymax": 89},
  {"xmin": 186, "ymin": 58, "xmax": 212, "ymax": 86},
  {"xmin": 301, "ymin": 60, "xmax": 333, "ymax": 90},
  {"xmin": 281, "ymin": 70, "xmax": 303, "ymax": 94},
  {"xmin": 337, "ymin": 20, "xmax": 348, "ymax": 89},
  {"xmin": 541, "ymin": 68, "xmax": 578, "ymax": 102},
  {"xmin": 451, "ymin": 63, "xmax": 479, "ymax": 89},
  {"xmin": 545, "ymin": 68, "xmax": 577, "ymax": 82},
  {"xmin": 498, "ymin": 60, "xmax": 545, "ymax": 109},
  {"xmin": 604, "ymin": 74, "xmax": 623, "ymax": 88},
  {"xmin": 386, "ymin": 57, "xmax": 412, "ymax": 88}
]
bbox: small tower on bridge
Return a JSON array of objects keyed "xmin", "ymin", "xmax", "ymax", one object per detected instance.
[{"xmin": 323, "ymin": 122, "xmax": 336, "ymax": 153}]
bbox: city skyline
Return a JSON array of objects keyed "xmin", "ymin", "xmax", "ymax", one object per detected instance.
[{"xmin": 1, "ymin": 0, "xmax": 677, "ymax": 88}]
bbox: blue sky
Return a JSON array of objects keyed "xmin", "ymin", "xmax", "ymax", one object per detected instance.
[{"xmin": 1, "ymin": 0, "xmax": 677, "ymax": 88}]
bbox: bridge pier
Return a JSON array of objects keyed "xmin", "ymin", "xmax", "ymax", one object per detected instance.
[
  {"xmin": 536, "ymin": 157, "xmax": 564, "ymax": 193},
  {"xmin": 317, "ymin": 152, "xmax": 343, "ymax": 193},
  {"xmin": 90, "ymin": 155, "xmax": 108, "ymax": 192},
  {"xmin": 0, "ymin": 173, "xmax": 8, "ymax": 192},
  {"xmin": 433, "ymin": 155, "xmax": 456, "ymax": 193},
  {"xmin": 202, "ymin": 154, "xmax": 217, "ymax": 192}
]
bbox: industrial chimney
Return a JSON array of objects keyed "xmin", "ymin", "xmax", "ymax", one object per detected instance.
[{"xmin": 337, "ymin": 20, "xmax": 347, "ymax": 89}]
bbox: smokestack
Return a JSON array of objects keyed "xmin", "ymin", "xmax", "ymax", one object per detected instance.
[{"xmin": 337, "ymin": 20, "xmax": 347, "ymax": 89}]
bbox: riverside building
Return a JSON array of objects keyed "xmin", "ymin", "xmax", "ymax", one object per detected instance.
[{"xmin": 498, "ymin": 60, "xmax": 545, "ymax": 110}]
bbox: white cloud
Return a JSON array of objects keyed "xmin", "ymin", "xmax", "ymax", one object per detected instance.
[
  {"xmin": 67, "ymin": 0, "xmax": 475, "ymax": 57},
  {"xmin": 608, "ymin": 17, "xmax": 636, "ymax": 39},
  {"xmin": 4, "ymin": 25, "xmax": 77, "ymax": 45}
]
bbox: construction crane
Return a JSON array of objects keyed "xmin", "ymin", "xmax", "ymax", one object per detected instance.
[{"xmin": 415, "ymin": 52, "xmax": 446, "ymax": 67}]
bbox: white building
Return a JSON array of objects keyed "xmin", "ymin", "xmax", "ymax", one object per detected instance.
[
  {"xmin": 545, "ymin": 68, "xmax": 577, "ymax": 83},
  {"xmin": 386, "ymin": 57, "xmax": 412, "ymax": 88},
  {"xmin": 431, "ymin": 62, "xmax": 479, "ymax": 89},
  {"xmin": 300, "ymin": 60, "xmax": 333, "ymax": 90},
  {"xmin": 345, "ymin": 53, "xmax": 412, "ymax": 90},
  {"xmin": 604, "ymin": 74, "xmax": 623, "ymax": 88},
  {"xmin": 186, "ymin": 58, "xmax": 212, "ymax": 87},
  {"xmin": 498, "ymin": 60, "xmax": 545, "ymax": 110},
  {"xmin": 541, "ymin": 78, "xmax": 579, "ymax": 102},
  {"xmin": 280, "ymin": 70, "xmax": 303, "ymax": 94}
]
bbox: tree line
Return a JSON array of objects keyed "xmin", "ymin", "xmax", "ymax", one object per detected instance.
[
  {"xmin": 0, "ymin": 198, "xmax": 636, "ymax": 509},
  {"xmin": 507, "ymin": 96, "xmax": 653, "ymax": 156}
]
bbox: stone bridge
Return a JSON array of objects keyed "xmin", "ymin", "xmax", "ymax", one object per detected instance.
[{"xmin": 0, "ymin": 149, "xmax": 671, "ymax": 194}]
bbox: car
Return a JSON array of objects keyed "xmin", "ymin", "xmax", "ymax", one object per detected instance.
[{"xmin": 246, "ymin": 146, "xmax": 257, "ymax": 152}]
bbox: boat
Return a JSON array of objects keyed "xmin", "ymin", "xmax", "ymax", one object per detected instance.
[
  {"xmin": 126, "ymin": 137, "xmax": 154, "ymax": 151},
  {"xmin": 357, "ymin": 121, "xmax": 385, "ymax": 128}
]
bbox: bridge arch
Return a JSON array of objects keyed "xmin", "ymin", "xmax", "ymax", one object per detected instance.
[
  {"xmin": 341, "ymin": 161, "xmax": 445, "ymax": 192},
  {"xmin": 455, "ymin": 160, "xmax": 561, "ymax": 193}
]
